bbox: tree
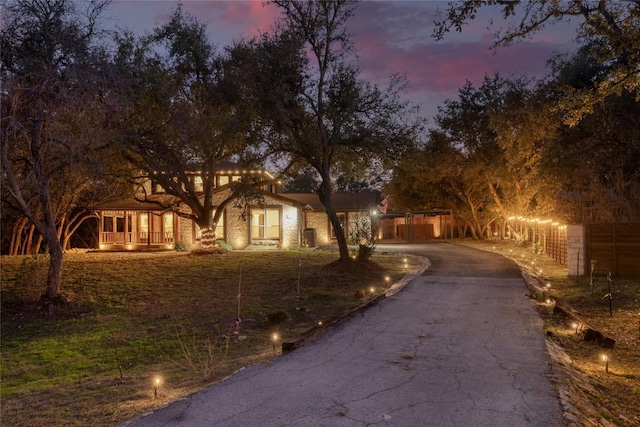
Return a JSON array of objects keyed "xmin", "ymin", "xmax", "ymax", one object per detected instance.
[
  {"xmin": 433, "ymin": 0, "xmax": 640, "ymax": 124},
  {"xmin": 388, "ymin": 132, "xmax": 492, "ymax": 239},
  {"xmin": 114, "ymin": 7, "xmax": 265, "ymax": 248},
  {"xmin": 540, "ymin": 46, "xmax": 640, "ymax": 222},
  {"xmin": 231, "ymin": 0, "xmax": 423, "ymax": 261},
  {"xmin": 1, "ymin": 0, "xmax": 116, "ymax": 300},
  {"xmin": 389, "ymin": 74, "xmax": 564, "ymax": 239}
]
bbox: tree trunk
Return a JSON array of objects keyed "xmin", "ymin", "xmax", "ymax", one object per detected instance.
[
  {"xmin": 10, "ymin": 218, "xmax": 28, "ymax": 256},
  {"xmin": 201, "ymin": 227, "xmax": 216, "ymax": 248},
  {"xmin": 25, "ymin": 224, "xmax": 35, "ymax": 255},
  {"xmin": 317, "ymin": 180, "xmax": 350, "ymax": 261},
  {"xmin": 45, "ymin": 233, "xmax": 63, "ymax": 299}
]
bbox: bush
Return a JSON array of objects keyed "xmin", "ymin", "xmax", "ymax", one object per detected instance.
[
  {"xmin": 174, "ymin": 241, "xmax": 189, "ymax": 252},
  {"xmin": 216, "ymin": 240, "xmax": 233, "ymax": 251},
  {"xmin": 12, "ymin": 255, "xmax": 48, "ymax": 302}
]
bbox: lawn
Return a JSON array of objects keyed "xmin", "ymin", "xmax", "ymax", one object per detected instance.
[
  {"xmin": 459, "ymin": 240, "xmax": 640, "ymax": 427},
  {"xmin": 1, "ymin": 249, "xmax": 421, "ymax": 427}
]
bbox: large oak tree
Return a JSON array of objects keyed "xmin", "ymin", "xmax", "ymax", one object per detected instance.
[
  {"xmin": 1, "ymin": 0, "xmax": 118, "ymax": 300},
  {"xmin": 114, "ymin": 7, "xmax": 265, "ymax": 248},
  {"xmin": 230, "ymin": 0, "xmax": 424, "ymax": 261}
]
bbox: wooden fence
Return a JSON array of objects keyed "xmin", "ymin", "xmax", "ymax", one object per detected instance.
[
  {"xmin": 586, "ymin": 223, "xmax": 640, "ymax": 276},
  {"xmin": 508, "ymin": 219, "xmax": 640, "ymax": 277}
]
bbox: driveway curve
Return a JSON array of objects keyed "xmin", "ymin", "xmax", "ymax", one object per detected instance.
[{"xmin": 126, "ymin": 242, "xmax": 562, "ymax": 427}]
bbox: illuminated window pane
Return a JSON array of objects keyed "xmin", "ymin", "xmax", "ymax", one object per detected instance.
[{"xmin": 194, "ymin": 176, "xmax": 203, "ymax": 192}]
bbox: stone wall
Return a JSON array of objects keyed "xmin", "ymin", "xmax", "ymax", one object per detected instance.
[
  {"xmin": 567, "ymin": 224, "xmax": 586, "ymax": 276},
  {"xmin": 305, "ymin": 212, "xmax": 331, "ymax": 246}
]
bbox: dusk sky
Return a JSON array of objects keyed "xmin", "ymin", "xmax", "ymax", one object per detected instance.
[{"xmin": 106, "ymin": 0, "xmax": 580, "ymax": 122}]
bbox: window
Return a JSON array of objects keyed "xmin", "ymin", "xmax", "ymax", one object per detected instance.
[
  {"xmin": 218, "ymin": 176, "xmax": 229, "ymax": 186},
  {"xmin": 251, "ymin": 208, "xmax": 280, "ymax": 239},
  {"xmin": 194, "ymin": 176, "xmax": 203, "ymax": 192},
  {"xmin": 330, "ymin": 213, "xmax": 346, "ymax": 239},
  {"xmin": 104, "ymin": 216, "xmax": 114, "ymax": 232},
  {"xmin": 164, "ymin": 213, "xmax": 174, "ymax": 240},
  {"xmin": 140, "ymin": 213, "xmax": 149, "ymax": 234}
]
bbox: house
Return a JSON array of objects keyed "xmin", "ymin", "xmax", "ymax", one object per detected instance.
[{"xmin": 93, "ymin": 166, "xmax": 381, "ymax": 251}]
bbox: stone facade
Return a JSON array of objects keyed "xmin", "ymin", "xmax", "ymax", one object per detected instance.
[{"xmin": 567, "ymin": 224, "xmax": 586, "ymax": 276}]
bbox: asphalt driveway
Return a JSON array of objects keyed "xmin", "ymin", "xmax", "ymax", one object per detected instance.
[{"xmin": 126, "ymin": 242, "xmax": 562, "ymax": 427}]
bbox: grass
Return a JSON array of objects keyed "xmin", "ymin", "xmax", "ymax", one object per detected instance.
[
  {"xmin": 459, "ymin": 240, "xmax": 640, "ymax": 427},
  {"xmin": 1, "ymin": 249, "xmax": 421, "ymax": 427}
]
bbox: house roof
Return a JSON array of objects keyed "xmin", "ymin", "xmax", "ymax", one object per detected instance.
[
  {"xmin": 93, "ymin": 188, "xmax": 379, "ymax": 213},
  {"xmin": 283, "ymin": 192, "xmax": 379, "ymax": 212},
  {"xmin": 92, "ymin": 195, "xmax": 181, "ymax": 211}
]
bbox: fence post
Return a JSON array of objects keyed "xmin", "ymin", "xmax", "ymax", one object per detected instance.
[{"xmin": 567, "ymin": 224, "xmax": 586, "ymax": 278}]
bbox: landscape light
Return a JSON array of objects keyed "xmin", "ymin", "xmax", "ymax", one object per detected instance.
[
  {"xmin": 571, "ymin": 322, "xmax": 579, "ymax": 335},
  {"xmin": 272, "ymin": 333, "xmax": 280, "ymax": 351},
  {"xmin": 601, "ymin": 354, "xmax": 609, "ymax": 373},
  {"xmin": 154, "ymin": 376, "xmax": 162, "ymax": 397},
  {"xmin": 369, "ymin": 287, "xmax": 375, "ymax": 294},
  {"xmin": 318, "ymin": 321, "xmax": 323, "ymax": 327}
]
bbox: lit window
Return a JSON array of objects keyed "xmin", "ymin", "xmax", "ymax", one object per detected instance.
[
  {"xmin": 194, "ymin": 176, "xmax": 203, "ymax": 192},
  {"xmin": 251, "ymin": 208, "xmax": 280, "ymax": 240}
]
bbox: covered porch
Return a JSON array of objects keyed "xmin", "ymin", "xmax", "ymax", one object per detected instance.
[{"xmin": 97, "ymin": 208, "xmax": 178, "ymax": 251}]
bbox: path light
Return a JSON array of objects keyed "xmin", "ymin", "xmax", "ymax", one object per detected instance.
[
  {"xmin": 318, "ymin": 320, "xmax": 323, "ymax": 327},
  {"xmin": 385, "ymin": 276, "xmax": 390, "ymax": 283},
  {"xmin": 601, "ymin": 353, "xmax": 609, "ymax": 373},
  {"xmin": 545, "ymin": 297, "xmax": 552, "ymax": 306},
  {"xmin": 369, "ymin": 286, "xmax": 376, "ymax": 294},
  {"xmin": 153, "ymin": 375, "xmax": 162, "ymax": 398},
  {"xmin": 272, "ymin": 333, "xmax": 280, "ymax": 351},
  {"xmin": 546, "ymin": 282, "xmax": 551, "ymax": 290},
  {"xmin": 571, "ymin": 322, "xmax": 579, "ymax": 335}
]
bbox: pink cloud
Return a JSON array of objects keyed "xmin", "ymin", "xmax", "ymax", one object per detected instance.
[{"xmin": 182, "ymin": 1, "xmax": 281, "ymax": 42}]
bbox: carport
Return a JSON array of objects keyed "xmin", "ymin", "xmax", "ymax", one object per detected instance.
[{"xmin": 378, "ymin": 209, "xmax": 454, "ymax": 243}]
